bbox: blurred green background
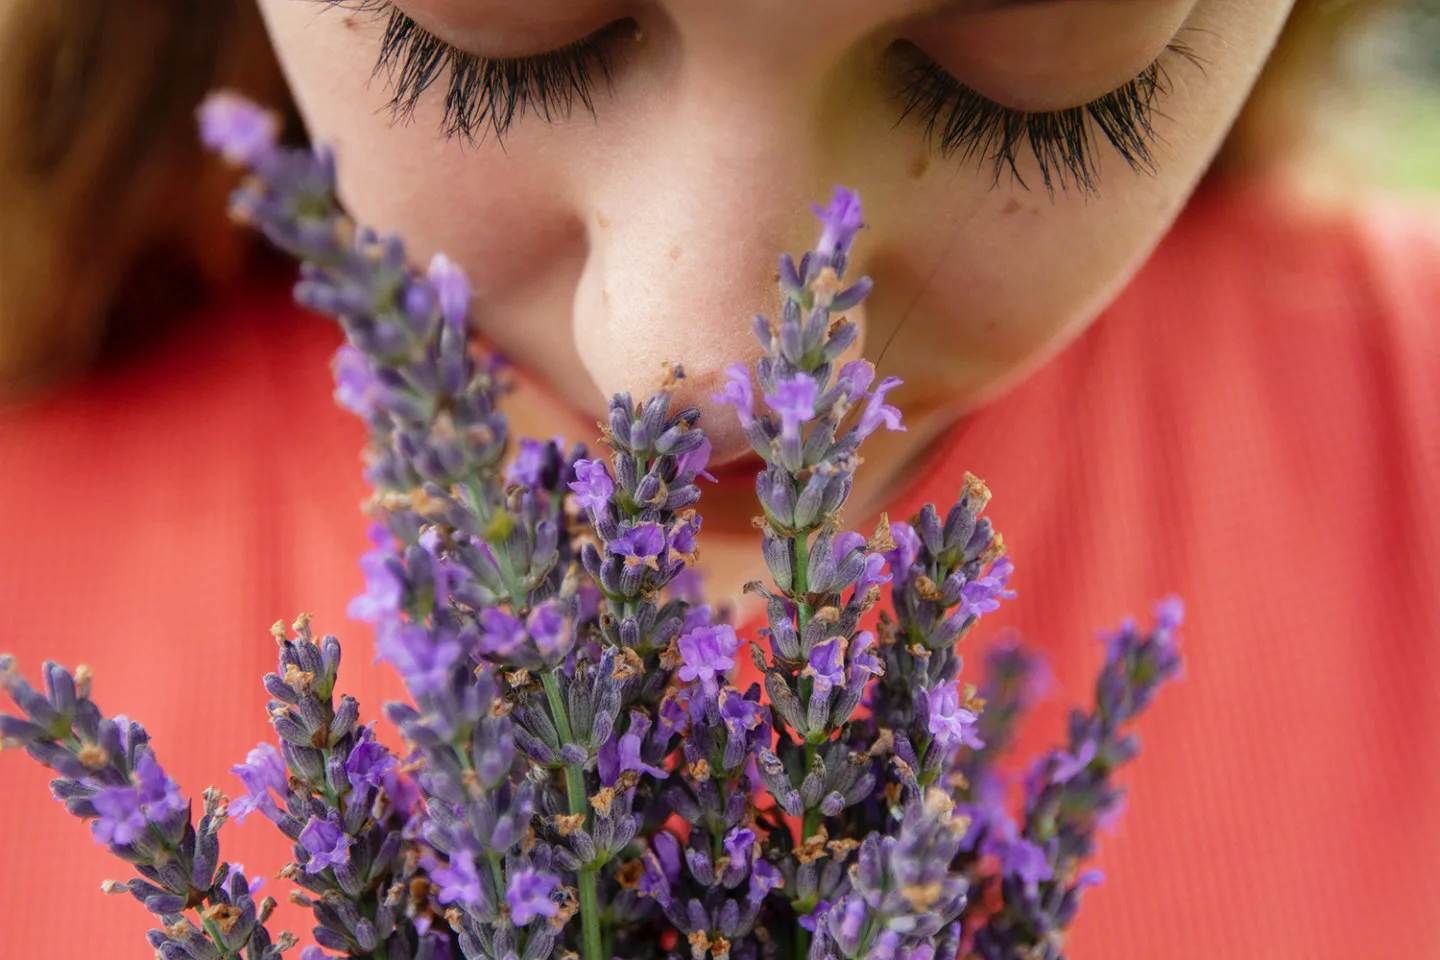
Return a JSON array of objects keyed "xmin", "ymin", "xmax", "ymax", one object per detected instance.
[{"xmin": 1345, "ymin": 0, "xmax": 1440, "ymax": 191}]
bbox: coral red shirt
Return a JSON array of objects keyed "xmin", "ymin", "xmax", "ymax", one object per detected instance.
[{"xmin": 2, "ymin": 182, "xmax": 1437, "ymax": 958}]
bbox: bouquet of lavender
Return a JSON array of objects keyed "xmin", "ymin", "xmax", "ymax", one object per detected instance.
[{"xmin": 0, "ymin": 92, "xmax": 1184, "ymax": 960}]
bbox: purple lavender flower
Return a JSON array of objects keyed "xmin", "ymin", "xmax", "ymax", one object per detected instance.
[
  {"xmin": 925, "ymin": 682, "xmax": 983, "ymax": 751},
  {"xmin": 91, "ymin": 785, "xmax": 147, "ymax": 846},
  {"xmin": 332, "ymin": 346, "xmax": 383, "ymax": 418},
  {"xmin": 676, "ymin": 624, "xmax": 738, "ymax": 692},
  {"xmin": 1001, "ymin": 837, "xmax": 1054, "ymax": 895},
  {"xmin": 747, "ymin": 857, "xmax": 783, "ymax": 904},
  {"xmin": 886, "ymin": 521, "xmax": 922, "ymax": 579},
  {"xmin": 526, "ymin": 601, "xmax": 570, "ymax": 658},
  {"xmin": 426, "ymin": 850, "xmax": 485, "ymax": 909},
  {"xmin": 348, "ymin": 526, "xmax": 403, "ymax": 622},
  {"xmin": 197, "ymin": 91, "xmax": 279, "ymax": 165},
  {"xmin": 478, "ymin": 608, "xmax": 526, "ymax": 658},
  {"xmin": 506, "ymin": 867, "xmax": 560, "ymax": 926},
  {"xmin": 812, "ymin": 186, "xmax": 865, "ymax": 258},
  {"xmin": 375, "ymin": 619, "xmax": 461, "ymax": 696},
  {"xmin": 505, "ymin": 438, "xmax": 549, "ymax": 488},
  {"xmin": 718, "ymin": 687, "xmax": 765, "ymax": 738},
  {"xmin": 723, "ymin": 826, "xmax": 756, "ymax": 870},
  {"xmin": 1155, "ymin": 594, "xmax": 1185, "ymax": 631},
  {"xmin": 959, "ymin": 556, "xmax": 1017, "ymax": 618},
  {"xmin": 427, "ymin": 253, "xmax": 470, "ymax": 333},
  {"xmin": 676, "ymin": 436, "xmax": 716, "ymax": 481},
  {"xmin": 764, "ymin": 373, "xmax": 817, "ymax": 441},
  {"xmin": 601, "ymin": 710, "xmax": 668, "ymax": 782},
  {"xmin": 857, "ymin": 375, "xmax": 905, "ymax": 438},
  {"xmin": 568, "ymin": 458, "xmax": 615, "ymax": 513},
  {"xmin": 608, "ymin": 523, "xmax": 666, "ymax": 570},
  {"xmin": 805, "ymin": 637, "xmax": 846, "ymax": 692},
  {"xmin": 299, "ymin": 814, "xmax": 354, "ymax": 874},
  {"xmin": 714, "ymin": 363, "xmax": 756, "ymax": 428},
  {"xmin": 668, "ymin": 513, "xmax": 701, "ymax": 557},
  {"xmin": 229, "ymin": 742, "xmax": 287, "ymax": 823},
  {"xmin": 853, "ymin": 551, "xmax": 891, "ymax": 599},
  {"xmin": 344, "ymin": 728, "xmax": 397, "ymax": 794},
  {"xmin": 135, "ymin": 751, "xmax": 187, "ymax": 822}
]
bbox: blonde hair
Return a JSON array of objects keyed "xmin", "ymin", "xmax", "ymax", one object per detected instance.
[{"xmin": 0, "ymin": 0, "xmax": 1385, "ymax": 400}]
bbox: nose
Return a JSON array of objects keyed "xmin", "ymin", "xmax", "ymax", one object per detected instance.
[{"xmin": 569, "ymin": 76, "xmax": 869, "ymax": 465}]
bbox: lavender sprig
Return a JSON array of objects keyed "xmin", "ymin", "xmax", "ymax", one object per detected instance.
[
  {"xmin": 0, "ymin": 656, "xmax": 290, "ymax": 960},
  {"xmin": 717, "ymin": 189, "xmax": 899, "ymax": 846},
  {"xmin": 231, "ymin": 615, "xmax": 432, "ymax": 960},
  {"xmin": 967, "ymin": 599, "xmax": 1185, "ymax": 960}
]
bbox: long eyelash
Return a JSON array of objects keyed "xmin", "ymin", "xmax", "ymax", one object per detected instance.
[
  {"xmin": 891, "ymin": 40, "xmax": 1205, "ymax": 195},
  {"xmin": 318, "ymin": 0, "xmax": 622, "ymax": 144}
]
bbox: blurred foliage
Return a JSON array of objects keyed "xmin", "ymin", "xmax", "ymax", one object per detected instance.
[{"xmin": 1342, "ymin": 0, "xmax": 1440, "ymax": 190}]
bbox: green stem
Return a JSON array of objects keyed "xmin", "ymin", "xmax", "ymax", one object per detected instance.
[
  {"xmin": 792, "ymin": 529, "xmax": 813, "ymax": 631},
  {"xmin": 577, "ymin": 867, "xmax": 604, "ymax": 960},
  {"xmin": 541, "ymin": 671, "xmax": 605, "ymax": 960}
]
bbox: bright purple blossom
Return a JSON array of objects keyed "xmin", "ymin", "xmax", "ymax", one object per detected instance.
[
  {"xmin": 857, "ymin": 376, "xmax": 905, "ymax": 438},
  {"xmin": 348, "ymin": 529, "xmax": 403, "ymax": 622},
  {"xmin": 718, "ymin": 687, "xmax": 765, "ymax": 738},
  {"xmin": 344, "ymin": 729, "xmax": 396, "ymax": 795},
  {"xmin": 198, "ymin": 91, "xmax": 279, "ymax": 165},
  {"xmin": 676, "ymin": 624, "xmax": 739, "ymax": 692},
  {"xmin": 505, "ymin": 438, "xmax": 548, "ymax": 487},
  {"xmin": 723, "ymin": 826, "xmax": 756, "ymax": 870},
  {"xmin": 299, "ymin": 815, "xmax": 353, "ymax": 874},
  {"xmin": 1001, "ymin": 837, "xmax": 1053, "ymax": 894},
  {"xmin": 926, "ymin": 682, "xmax": 983, "ymax": 751},
  {"xmin": 1050, "ymin": 739, "xmax": 1097, "ymax": 784},
  {"xmin": 569, "ymin": 458, "xmax": 615, "ymax": 513},
  {"xmin": 748, "ymin": 857, "xmax": 783, "ymax": 904},
  {"xmin": 526, "ymin": 601, "xmax": 569, "ymax": 658},
  {"xmin": 427, "ymin": 253, "xmax": 471, "ymax": 333},
  {"xmin": 764, "ymin": 374, "xmax": 817, "ymax": 441},
  {"xmin": 332, "ymin": 346, "xmax": 383, "ymax": 418},
  {"xmin": 806, "ymin": 637, "xmax": 846, "ymax": 692},
  {"xmin": 427, "ymin": 850, "xmax": 485, "ymax": 908},
  {"xmin": 669, "ymin": 514, "xmax": 701, "ymax": 557},
  {"xmin": 812, "ymin": 186, "xmax": 865, "ymax": 257},
  {"xmin": 608, "ymin": 523, "xmax": 666, "ymax": 570},
  {"xmin": 134, "ymin": 752, "xmax": 186, "ymax": 822},
  {"xmin": 90, "ymin": 786, "xmax": 146, "ymax": 846},
  {"xmin": 959, "ymin": 556, "xmax": 1017, "ymax": 619},
  {"xmin": 714, "ymin": 363, "xmax": 755, "ymax": 428},
  {"xmin": 853, "ymin": 552, "xmax": 891, "ymax": 599},
  {"xmin": 835, "ymin": 359, "xmax": 875, "ymax": 401},
  {"xmin": 1155, "ymin": 594, "xmax": 1185, "ymax": 632},
  {"xmin": 230, "ymin": 742, "xmax": 287, "ymax": 823},
  {"xmin": 601, "ymin": 710, "xmax": 668, "ymax": 783},
  {"xmin": 676, "ymin": 436, "xmax": 716, "ymax": 482},
  {"xmin": 478, "ymin": 608, "xmax": 526, "ymax": 658},
  {"xmin": 886, "ymin": 521, "xmax": 922, "ymax": 578},
  {"xmin": 376, "ymin": 619, "xmax": 461, "ymax": 696},
  {"xmin": 506, "ymin": 867, "xmax": 560, "ymax": 926}
]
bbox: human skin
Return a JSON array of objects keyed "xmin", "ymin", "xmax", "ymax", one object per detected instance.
[{"xmin": 257, "ymin": 0, "xmax": 1293, "ymax": 606}]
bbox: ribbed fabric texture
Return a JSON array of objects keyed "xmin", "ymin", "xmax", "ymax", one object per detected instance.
[{"xmin": 1, "ymin": 182, "xmax": 1437, "ymax": 958}]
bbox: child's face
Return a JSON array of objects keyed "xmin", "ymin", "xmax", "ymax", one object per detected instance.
[{"xmin": 259, "ymin": 0, "xmax": 1293, "ymax": 463}]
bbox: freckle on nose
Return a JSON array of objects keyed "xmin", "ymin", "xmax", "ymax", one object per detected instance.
[{"xmin": 596, "ymin": 211, "xmax": 612, "ymax": 230}]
